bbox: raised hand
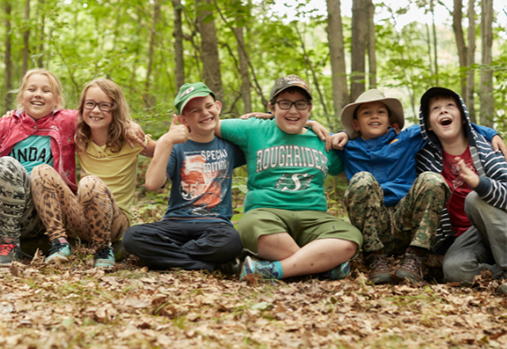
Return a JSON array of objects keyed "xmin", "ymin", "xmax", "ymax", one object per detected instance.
[
  {"xmin": 165, "ymin": 114, "xmax": 190, "ymax": 145},
  {"xmin": 455, "ymin": 157, "xmax": 480, "ymax": 189}
]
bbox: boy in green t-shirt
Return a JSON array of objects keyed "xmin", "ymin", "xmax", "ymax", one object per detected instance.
[{"xmin": 216, "ymin": 75, "xmax": 362, "ymax": 280}]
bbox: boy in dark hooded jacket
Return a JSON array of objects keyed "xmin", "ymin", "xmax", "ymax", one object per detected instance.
[{"xmin": 417, "ymin": 87, "xmax": 507, "ymax": 294}]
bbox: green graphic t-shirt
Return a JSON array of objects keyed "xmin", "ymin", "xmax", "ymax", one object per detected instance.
[{"xmin": 220, "ymin": 118, "xmax": 344, "ymax": 212}]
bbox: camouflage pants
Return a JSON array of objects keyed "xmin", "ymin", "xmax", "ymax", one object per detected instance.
[
  {"xmin": 0, "ymin": 157, "xmax": 45, "ymax": 243},
  {"xmin": 344, "ymin": 171, "xmax": 450, "ymax": 254}
]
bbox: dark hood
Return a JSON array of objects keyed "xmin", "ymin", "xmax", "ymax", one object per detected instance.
[{"xmin": 419, "ymin": 87, "xmax": 475, "ymax": 152}]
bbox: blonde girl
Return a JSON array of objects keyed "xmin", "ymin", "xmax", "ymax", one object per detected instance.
[
  {"xmin": 31, "ymin": 79, "xmax": 155, "ymax": 267},
  {"xmin": 0, "ymin": 69, "xmax": 77, "ymax": 266}
]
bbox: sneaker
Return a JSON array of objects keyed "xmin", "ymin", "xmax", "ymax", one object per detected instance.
[
  {"xmin": 0, "ymin": 238, "xmax": 22, "ymax": 266},
  {"xmin": 317, "ymin": 261, "xmax": 351, "ymax": 281},
  {"xmin": 94, "ymin": 246, "xmax": 115, "ymax": 268},
  {"xmin": 239, "ymin": 256, "xmax": 281, "ymax": 281},
  {"xmin": 394, "ymin": 249, "xmax": 426, "ymax": 283},
  {"xmin": 45, "ymin": 238, "xmax": 72, "ymax": 264},
  {"xmin": 217, "ymin": 258, "xmax": 241, "ymax": 277},
  {"xmin": 365, "ymin": 252, "xmax": 392, "ymax": 284}
]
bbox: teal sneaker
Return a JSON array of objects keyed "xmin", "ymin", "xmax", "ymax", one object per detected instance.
[
  {"xmin": 45, "ymin": 239, "xmax": 72, "ymax": 263},
  {"xmin": 239, "ymin": 256, "xmax": 282, "ymax": 281},
  {"xmin": 94, "ymin": 246, "xmax": 115, "ymax": 268},
  {"xmin": 317, "ymin": 261, "xmax": 351, "ymax": 281}
]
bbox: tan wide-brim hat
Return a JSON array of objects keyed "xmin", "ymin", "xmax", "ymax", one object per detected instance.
[{"xmin": 340, "ymin": 89, "xmax": 405, "ymax": 140}]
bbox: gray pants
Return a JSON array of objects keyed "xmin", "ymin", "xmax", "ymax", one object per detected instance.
[
  {"xmin": 0, "ymin": 157, "xmax": 44, "ymax": 243},
  {"xmin": 443, "ymin": 191, "xmax": 507, "ymax": 285}
]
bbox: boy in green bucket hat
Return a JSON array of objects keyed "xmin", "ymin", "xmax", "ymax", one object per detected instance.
[{"xmin": 123, "ymin": 82, "xmax": 245, "ymax": 274}]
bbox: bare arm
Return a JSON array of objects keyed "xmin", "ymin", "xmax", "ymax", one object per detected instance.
[{"xmin": 145, "ymin": 116, "xmax": 189, "ymax": 191}]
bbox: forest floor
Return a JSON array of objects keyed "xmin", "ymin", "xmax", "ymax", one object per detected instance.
[{"xmin": 0, "ymin": 193, "xmax": 506, "ymax": 349}]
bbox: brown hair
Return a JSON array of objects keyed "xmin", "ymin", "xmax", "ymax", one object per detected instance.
[
  {"xmin": 75, "ymin": 79, "xmax": 132, "ymax": 153},
  {"xmin": 15, "ymin": 69, "xmax": 65, "ymax": 110}
]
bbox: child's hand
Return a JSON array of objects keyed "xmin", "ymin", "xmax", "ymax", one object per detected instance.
[
  {"xmin": 164, "ymin": 115, "xmax": 189, "ymax": 145},
  {"xmin": 1, "ymin": 110, "xmax": 15, "ymax": 119},
  {"xmin": 331, "ymin": 132, "xmax": 349, "ymax": 150},
  {"xmin": 240, "ymin": 112, "xmax": 272, "ymax": 120},
  {"xmin": 491, "ymin": 135, "xmax": 507, "ymax": 159},
  {"xmin": 306, "ymin": 120, "xmax": 331, "ymax": 151},
  {"xmin": 126, "ymin": 121, "xmax": 147, "ymax": 149},
  {"xmin": 455, "ymin": 157, "xmax": 480, "ymax": 189}
]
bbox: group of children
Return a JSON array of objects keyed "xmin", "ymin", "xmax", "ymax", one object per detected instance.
[{"xmin": 0, "ymin": 69, "xmax": 506, "ymax": 294}]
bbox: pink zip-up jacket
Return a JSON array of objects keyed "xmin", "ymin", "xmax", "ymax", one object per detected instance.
[{"xmin": 0, "ymin": 109, "xmax": 78, "ymax": 193}]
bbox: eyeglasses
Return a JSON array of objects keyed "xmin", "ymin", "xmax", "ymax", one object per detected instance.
[
  {"xmin": 275, "ymin": 100, "xmax": 311, "ymax": 110},
  {"xmin": 84, "ymin": 100, "xmax": 114, "ymax": 112}
]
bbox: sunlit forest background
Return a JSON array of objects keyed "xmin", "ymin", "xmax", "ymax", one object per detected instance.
[{"xmin": 1, "ymin": 0, "xmax": 506, "ymax": 139}]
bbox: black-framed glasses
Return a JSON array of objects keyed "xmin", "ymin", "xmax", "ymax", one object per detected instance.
[
  {"xmin": 275, "ymin": 100, "xmax": 311, "ymax": 110},
  {"xmin": 84, "ymin": 100, "xmax": 114, "ymax": 112}
]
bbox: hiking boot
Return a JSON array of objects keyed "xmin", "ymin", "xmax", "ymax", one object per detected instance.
[
  {"xmin": 217, "ymin": 258, "xmax": 241, "ymax": 277},
  {"xmin": 45, "ymin": 238, "xmax": 72, "ymax": 264},
  {"xmin": 364, "ymin": 251, "xmax": 391, "ymax": 284},
  {"xmin": 317, "ymin": 261, "xmax": 351, "ymax": 281},
  {"xmin": 94, "ymin": 246, "xmax": 115, "ymax": 268},
  {"xmin": 239, "ymin": 256, "xmax": 281, "ymax": 281},
  {"xmin": 394, "ymin": 248, "xmax": 427, "ymax": 283},
  {"xmin": 0, "ymin": 238, "xmax": 22, "ymax": 266}
]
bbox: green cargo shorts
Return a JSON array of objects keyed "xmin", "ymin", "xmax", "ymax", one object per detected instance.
[{"xmin": 237, "ymin": 208, "xmax": 363, "ymax": 255}]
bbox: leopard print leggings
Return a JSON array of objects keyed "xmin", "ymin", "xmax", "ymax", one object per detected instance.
[{"xmin": 31, "ymin": 164, "xmax": 128, "ymax": 248}]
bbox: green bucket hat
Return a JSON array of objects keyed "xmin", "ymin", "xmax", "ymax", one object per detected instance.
[
  {"xmin": 174, "ymin": 82, "xmax": 215, "ymax": 115},
  {"xmin": 340, "ymin": 89, "xmax": 404, "ymax": 140}
]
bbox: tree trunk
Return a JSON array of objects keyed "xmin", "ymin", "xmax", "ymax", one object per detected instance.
[
  {"xmin": 452, "ymin": 0, "xmax": 467, "ymax": 99},
  {"xmin": 350, "ymin": 0, "xmax": 368, "ymax": 102},
  {"xmin": 23, "ymin": 0, "xmax": 30, "ymax": 74},
  {"xmin": 326, "ymin": 0, "xmax": 348, "ymax": 118},
  {"xmin": 479, "ymin": 0, "xmax": 493, "ymax": 127},
  {"xmin": 296, "ymin": 26, "xmax": 331, "ymax": 128},
  {"xmin": 5, "ymin": 0, "xmax": 12, "ymax": 110},
  {"xmin": 426, "ymin": 23, "xmax": 434, "ymax": 78},
  {"xmin": 466, "ymin": 0, "xmax": 476, "ymax": 122},
  {"xmin": 196, "ymin": 0, "xmax": 224, "ymax": 104},
  {"xmin": 37, "ymin": 0, "xmax": 45, "ymax": 68},
  {"xmin": 234, "ymin": 26, "xmax": 251, "ymax": 114},
  {"xmin": 431, "ymin": 0, "xmax": 439, "ymax": 84},
  {"xmin": 144, "ymin": 0, "xmax": 160, "ymax": 108},
  {"xmin": 366, "ymin": 0, "xmax": 376, "ymax": 89},
  {"xmin": 172, "ymin": 0, "xmax": 185, "ymax": 90}
]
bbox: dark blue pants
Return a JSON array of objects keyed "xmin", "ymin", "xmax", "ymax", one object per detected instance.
[{"xmin": 123, "ymin": 220, "xmax": 242, "ymax": 272}]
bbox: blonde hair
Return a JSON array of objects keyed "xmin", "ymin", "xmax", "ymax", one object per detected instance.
[
  {"xmin": 75, "ymin": 79, "xmax": 132, "ymax": 153},
  {"xmin": 15, "ymin": 69, "xmax": 65, "ymax": 110}
]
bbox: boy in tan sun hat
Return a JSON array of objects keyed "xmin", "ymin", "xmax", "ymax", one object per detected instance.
[{"xmin": 332, "ymin": 89, "xmax": 504, "ymax": 284}]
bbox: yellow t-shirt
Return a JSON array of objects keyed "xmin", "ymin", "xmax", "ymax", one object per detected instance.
[{"xmin": 78, "ymin": 140, "xmax": 145, "ymax": 223}]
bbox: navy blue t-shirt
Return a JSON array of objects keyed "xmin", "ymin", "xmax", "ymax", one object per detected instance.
[{"xmin": 163, "ymin": 137, "xmax": 246, "ymax": 224}]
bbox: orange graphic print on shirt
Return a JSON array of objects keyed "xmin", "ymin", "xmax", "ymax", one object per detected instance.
[{"xmin": 179, "ymin": 150, "xmax": 229, "ymax": 210}]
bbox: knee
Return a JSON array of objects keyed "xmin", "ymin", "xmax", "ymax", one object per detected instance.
[
  {"xmin": 78, "ymin": 176, "xmax": 107, "ymax": 198},
  {"xmin": 349, "ymin": 172, "xmax": 376, "ymax": 188},
  {"xmin": 31, "ymin": 164, "xmax": 56, "ymax": 183},
  {"xmin": 417, "ymin": 172, "xmax": 449, "ymax": 192},
  {"xmin": 464, "ymin": 191, "xmax": 485, "ymax": 217},
  {"xmin": 0, "ymin": 156, "xmax": 28, "ymax": 179},
  {"xmin": 443, "ymin": 257, "xmax": 476, "ymax": 286},
  {"xmin": 343, "ymin": 240, "xmax": 358, "ymax": 259}
]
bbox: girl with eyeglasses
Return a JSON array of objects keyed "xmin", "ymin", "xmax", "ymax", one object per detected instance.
[{"xmin": 30, "ymin": 79, "xmax": 156, "ymax": 268}]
